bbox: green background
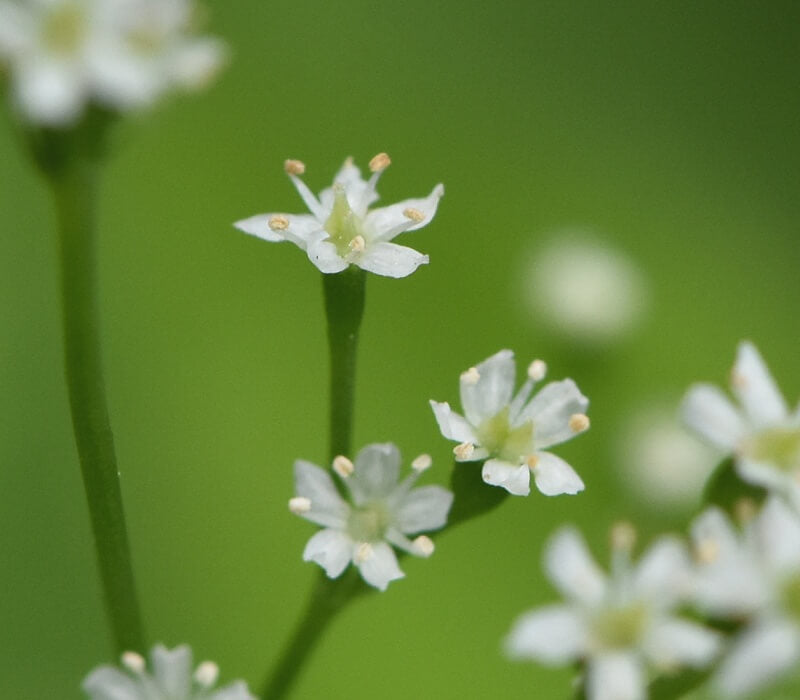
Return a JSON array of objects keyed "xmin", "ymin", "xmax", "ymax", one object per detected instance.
[{"xmin": 1, "ymin": 1, "xmax": 799, "ymax": 697}]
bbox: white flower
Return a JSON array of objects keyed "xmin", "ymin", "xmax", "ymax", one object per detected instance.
[
  {"xmin": 691, "ymin": 498, "xmax": 800, "ymax": 697},
  {"xmin": 524, "ymin": 235, "xmax": 648, "ymax": 345},
  {"xmin": 430, "ymin": 349, "xmax": 589, "ymax": 496},
  {"xmin": 290, "ymin": 443, "xmax": 453, "ymax": 591},
  {"xmin": 682, "ymin": 341, "xmax": 800, "ymax": 510},
  {"xmin": 234, "ymin": 155, "xmax": 444, "ymax": 278},
  {"xmin": 0, "ymin": 0, "xmax": 225, "ymax": 126},
  {"xmin": 506, "ymin": 524, "xmax": 721, "ymax": 700},
  {"xmin": 83, "ymin": 644, "xmax": 256, "ymax": 700}
]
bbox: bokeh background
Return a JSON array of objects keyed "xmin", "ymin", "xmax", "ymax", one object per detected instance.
[{"xmin": 1, "ymin": 1, "xmax": 799, "ymax": 697}]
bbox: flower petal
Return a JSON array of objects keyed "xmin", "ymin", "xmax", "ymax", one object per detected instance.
[
  {"xmin": 82, "ymin": 666, "xmax": 141, "ymax": 700},
  {"xmin": 460, "ymin": 349, "xmax": 516, "ymax": 426},
  {"xmin": 588, "ymin": 652, "xmax": 645, "ymax": 700},
  {"xmin": 303, "ymin": 528, "xmax": 352, "ymax": 579},
  {"xmin": 681, "ymin": 383, "xmax": 746, "ymax": 450},
  {"xmin": 482, "ymin": 459, "xmax": 531, "ymax": 496},
  {"xmin": 319, "ymin": 159, "xmax": 375, "ymax": 214},
  {"xmin": 356, "ymin": 241, "xmax": 428, "ymax": 278},
  {"xmin": 732, "ymin": 341, "xmax": 788, "ymax": 428},
  {"xmin": 756, "ymin": 496, "xmax": 800, "ymax": 573},
  {"xmin": 294, "ymin": 460, "xmax": 349, "ymax": 529},
  {"xmin": 393, "ymin": 485, "xmax": 453, "ymax": 533},
  {"xmin": 520, "ymin": 379, "xmax": 589, "ymax": 449},
  {"xmin": 16, "ymin": 57, "xmax": 85, "ymax": 125},
  {"xmin": 532, "ymin": 451, "xmax": 584, "ymax": 496},
  {"xmin": 364, "ymin": 183, "xmax": 445, "ymax": 240},
  {"xmin": 151, "ymin": 644, "xmax": 192, "ymax": 698},
  {"xmin": 347, "ymin": 443, "xmax": 401, "ymax": 505},
  {"xmin": 714, "ymin": 618, "xmax": 800, "ymax": 698},
  {"xmin": 643, "ymin": 617, "xmax": 721, "ymax": 669},
  {"xmin": 233, "ymin": 213, "xmax": 321, "ymax": 249},
  {"xmin": 737, "ymin": 456, "xmax": 791, "ymax": 495},
  {"xmin": 356, "ymin": 541, "xmax": 404, "ymax": 591},
  {"xmin": 209, "ymin": 681, "xmax": 258, "ymax": 700},
  {"xmin": 632, "ymin": 536, "xmax": 690, "ymax": 607},
  {"xmin": 545, "ymin": 527, "xmax": 607, "ymax": 606},
  {"xmin": 429, "ymin": 401, "xmax": 478, "ymax": 443},
  {"xmin": 505, "ymin": 604, "xmax": 587, "ymax": 664},
  {"xmin": 306, "ymin": 232, "xmax": 348, "ymax": 274}
]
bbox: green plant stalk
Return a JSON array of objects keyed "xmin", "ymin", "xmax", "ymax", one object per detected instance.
[
  {"xmin": 50, "ymin": 148, "xmax": 145, "ymax": 655},
  {"xmin": 322, "ymin": 267, "xmax": 366, "ymax": 462}
]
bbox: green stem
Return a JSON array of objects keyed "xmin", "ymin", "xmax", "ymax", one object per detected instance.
[
  {"xmin": 261, "ymin": 570, "xmax": 369, "ymax": 699},
  {"xmin": 322, "ymin": 267, "xmax": 366, "ymax": 462},
  {"xmin": 49, "ymin": 145, "xmax": 145, "ymax": 654}
]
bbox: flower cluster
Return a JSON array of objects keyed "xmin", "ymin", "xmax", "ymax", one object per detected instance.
[
  {"xmin": 430, "ymin": 349, "xmax": 589, "ymax": 496},
  {"xmin": 290, "ymin": 443, "xmax": 453, "ymax": 591},
  {"xmin": 0, "ymin": 0, "xmax": 225, "ymax": 126},
  {"xmin": 83, "ymin": 644, "xmax": 256, "ymax": 700},
  {"xmin": 234, "ymin": 155, "xmax": 444, "ymax": 278}
]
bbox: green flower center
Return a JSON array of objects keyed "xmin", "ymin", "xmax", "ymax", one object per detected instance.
[
  {"xmin": 476, "ymin": 406, "xmax": 534, "ymax": 464},
  {"xmin": 746, "ymin": 426, "xmax": 800, "ymax": 473},
  {"xmin": 42, "ymin": 2, "xmax": 86, "ymax": 53},
  {"xmin": 782, "ymin": 574, "xmax": 800, "ymax": 621},
  {"xmin": 348, "ymin": 502, "xmax": 390, "ymax": 543},
  {"xmin": 590, "ymin": 603, "xmax": 648, "ymax": 650},
  {"xmin": 324, "ymin": 186, "xmax": 365, "ymax": 257}
]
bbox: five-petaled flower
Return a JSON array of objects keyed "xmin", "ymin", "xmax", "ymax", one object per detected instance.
[
  {"xmin": 691, "ymin": 498, "xmax": 800, "ymax": 697},
  {"xmin": 0, "ymin": 0, "xmax": 225, "ymax": 126},
  {"xmin": 682, "ymin": 341, "xmax": 800, "ymax": 511},
  {"xmin": 83, "ymin": 643, "xmax": 256, "ymax": 700},
  {"xmin": 234, "ymin": 155, "xmax": 444, "ymax": 278},
  {"xmin": 430, "ymin": 349, "xmax": 589, "ymax": 496},
  {"xmin": 290, "ymin": 443, "xmax": 453, "ymax": 591},
  {"xmin": 506, "ymin": 523, "xmax": 720, "ymax": 700}
]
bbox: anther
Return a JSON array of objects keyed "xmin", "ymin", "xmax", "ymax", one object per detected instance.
[
  {"xmin": 611, "ymin": 521, "xmax": 637, "ymax": 552},
  {"xmin": 527, "ymin": 359, "xmax": 547, "ymax": 381},
  {"xmin": 453, "ymin": 442, "xmax": 474, "ymax": 460},
  {"xmin": 412, "ymin": 453, "xmax": 432, "ymax": 472},
  {"xmin": 268, "ymin": 215, "xmax": 289, "ymax": 231},
  {"xmin": 569, "ymin": 413, "xmax": 590, "ymax": 433},
  {"xmin": 403, "ymin": 207, "xmax": 425, "ymax": 223},
  {"xmin": 735, "ymin": 497, "xmax": 757, "ymax": 525},
  {"xmin": 413, "ymin": 535, "xmax": 435, "ymax": 557},
  {"xmin": 526, "ymin": 454, "xmax": 539, "ymax": 470},
  {"xmin": 333, "ymin": 455, "xmax": 354, "ymax": 478},
  {"xmin": 288, "ymin": 497, "xmax": 312, "ymax": 514},
  {"xmin": 348, "ymin": 235, "xmax": 366, "ymax": 253},
  {"xmin": 194, "ymin": 661, "xmax": 219, "ymax": 687},
  {"xmin": 461, "ymin": 367, "xmax": 480, "ymax": 385},
  {"xmin": 121, "ymin": 651, "xmax": 145, "ymax": 674},
  {"xmin": 695, "ymin": 538, "xmax": 719, "ymax": 565},
  {"xmin": 355, "ymin": 542, "xmax": 373, "ymax": 563},
  {"xmin": 284, "ymin": 159, "xmax": 305, "ymax": 175},
  {"xmin": 369, "ymin": 152, "xmax": 391, "ymax": 172}
]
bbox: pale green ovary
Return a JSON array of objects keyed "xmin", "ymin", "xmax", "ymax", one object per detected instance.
[
  {"xmin": 348, "ymin": 502, "xmax": 391, "ymax": 543},
  {"xmin": 476, "ymin": 407, "xmax": 534, "ymax": 464},
  {"xmin": 748, "ymin": 426, "xmax": 800, "ymax": 473},
  {"xmin": 42, "ymin": 2, "xmax": 86, "ymax": 53},
  {"xmin": 324, "ymin": 187, "xmax": 365, "ymax": 257},
  {"xmin": 781, "ymin": 575, "xmax": 800, "ymax": 622},
  {"xmin": 590, "ymin": 603, "xmax": 648, "ymax": 650}
]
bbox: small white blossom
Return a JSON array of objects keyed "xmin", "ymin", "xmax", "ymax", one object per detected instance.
[
  {"xmin": 82, "ymin": 643, "xmax": 256, "ymax": 700},
  {"xmin": 691, "ymin": 498, "xmax": 800, "ymax": 697},
  {"xmin": 290, "ymin": 442, "xmax": 453, "ymax": 591},
  {"xmin": 682, "ymin": 341, "xmax": 800, "ymax": 510},
  {"xmin": 430, "ymin": 349, "xmax": 589, "ymax": 496},
  {"xmin": 0, "ymin": 0, "xmax": 225, "ymax": 126},
  {"xmin": 506, "ymin": 525, "xmax": 721, "ymax": 700},
  {"xmin": 234, "ymin": 155, "xmax": 444, "ymax": 278}
]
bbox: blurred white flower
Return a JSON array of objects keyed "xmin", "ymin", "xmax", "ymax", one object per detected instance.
[
  {"xmin": 290, "ymin": 443, "xmax": 453, "ymax": 591},
  {"xmin": 430, "ymin": 349, "xmax": 589, "ymax": 496},
  {"xmin": 682, "ymin": 341, "xmax": 800, "ymax": 510},
  {"xmin": 525, "ymin": 235, "xmax": 648, "ymax": 344},
  {"xmin": 506, "ymin": 524, "xmax": 720, "ymax": 700},
  {"xmin": 691, "ymin": 498, "xmax": 800, "ymax": 697},
  {"xmin": 0, "ymin": 0, "xmax": 225, "ymax": 126},
  {"xmin": 618, "ymin": 405, "xmax": 720, "ymax": 509},
  {"xmin": 83, "ymin": 643, "xmax": 256, "ymax": 700},
  {"xmin": 234, "ymin": 155, "xmax": 444, "ymax": 278}
]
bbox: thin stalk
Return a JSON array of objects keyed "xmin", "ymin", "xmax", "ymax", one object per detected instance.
[
  {"xmin": 50, "ymin": 150, "xmax": 145, "ymax": 654},
  {"xmin": 260, "ymin": 570, "xmax": 368, "ymax": 699},
  {"xmin": 322, "ymin": 267, "xmax": 366, "ymax": 462}
]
